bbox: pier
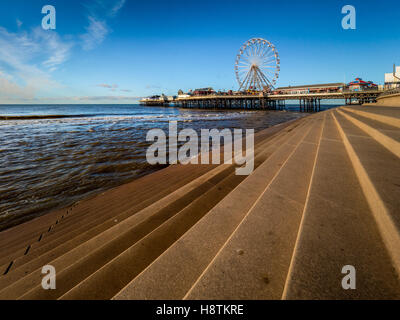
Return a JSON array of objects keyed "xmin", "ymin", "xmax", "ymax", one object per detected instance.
[{"xmin": 141, "ymin": 87, "xmax": 383, "ymax": 112}]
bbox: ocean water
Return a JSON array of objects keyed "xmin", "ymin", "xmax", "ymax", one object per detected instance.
[{"xmin": 0, "ymin": 104, "xmax": 329, "ymax": 231}]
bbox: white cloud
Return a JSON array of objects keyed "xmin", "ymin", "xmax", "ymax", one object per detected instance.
[
  {"xmin": 81, "ymin": 16, "xmax": 109, "ymax": 51},
  {"xmin": 146, "ymin": 84, "xmax": 162, "ymax": 89},
  {"xmin": 0, "ymin": 0, "xmax": 127, "ymax": 103},
  {"xmin": 81, "ymin": 0, "xmax": 126, "ymax": 50},
  {"xmin": 0, "ymin": 71, "xmax": 35, "ymax": 99},
  {"xmin": 0, "ymin": 26, "xmax": 71, "ymax": 102},
  {"xmin": 0, "ymin": 92, "xmax": 143, "ymax": 104},
  {"xmin": 97, "ymin": 83, "xmax": 119, "ymax": 89},
  {"xmin": 33, "ymin": 28, "xmax": 73, "ymax": 72},
  {"xmin": 0, "ymin": 27, "xmax": 71, "ymax": 73},
  {"xmin": 110, "ymin": 0, "xmax": 126, "ymax": 17},
  {"xmin": 74, "ymin": 95, "xmax": 141, "ymax": 101}
]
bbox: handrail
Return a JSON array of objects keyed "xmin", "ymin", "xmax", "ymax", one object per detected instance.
[{"xmin": 379, "ymin": 87, "xmax": 400, "ymax": 97}]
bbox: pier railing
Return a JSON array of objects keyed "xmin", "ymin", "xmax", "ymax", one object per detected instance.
[
  {"xmin": 380, "ymin": 87, "xmax": 400, "ymax": 97},
  {"xmin": 141, "ymin": 90, "xmax": 383, "ymax": 110}
]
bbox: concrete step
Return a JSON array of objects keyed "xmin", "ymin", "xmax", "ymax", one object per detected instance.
[
  {"xmin": 0, "ymin": 164, "xmax": 211, "ymax": 263},
  {"xmin": 0, "ymin": 118, "xmax": 295, "ymax": 261},
  {"xmin": 49, "ymin": 121, "xmax": 311, "ymax": 300},
  {"xmin": 331, "ymin": 110, "xmax": 400, "ymax": 277},
  {"xmin": 338, "ymin": 108, "xmax": 400, "ymax": 158},
  {"xmin": 340, "ymin": 108, "xmax": 400, "ymax": 140},
  {"xmin": 0, "ymin": 164, "xmax": 211, "ymax": 275},
  {"xmin": 0, "ymin": 206, "xmax": 76, "ymax": 265},
  {"xmin": 282, "ymin": 111, "xmax": 400, "ymax": 299},
  {"xmin": 0, "ymin": 162, "xmax": 233, "ymax": 299},
  {"xmin": 17, "ymin": 138, "xmax": 275, "ymax": 299},
  {"xmin": 1, "ymin": 119, "xmax": 301, "ymax": 299},
  {"xmin": 0, "ymin": 119, "xmax": 300, "ymax": 279},
  {"xmin": 0, "ymin": 167, "xmax": 217, "ymax": 289},
  {"xmin": 0, "ymin": 165, "xmax": 214, "ymax": 276},
  {"xmin": 180, "ymin": 114, "xmax": 325, "ymax": 300},
  {"xmin": 341, "ymin": 106, "xmax": 400, "ymax": 127},
  {"xmin": 23, "ymin": 170, "xmax": 240, "ymax": 299},
  {"xmin": 112, "ymin": 115, "xmax": 321, "ymax": 300}
]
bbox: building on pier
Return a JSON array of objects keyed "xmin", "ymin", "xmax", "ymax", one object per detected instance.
[
  {"xmin": 192, "ymin": 88, "xmax": 216, "ymax": 96},
  {"xmin": 272, "ymin": 83, "xmax": 345, "ymax": 95},
  {"xmin": 347, "ymin": 78, "xmax": 378, "ymax": 92},
  {"xmin": 178, "ymin": 94, "xmax": 191, "ymax": 99},
  {"xmin": 385, "ymin": 66, "xmax": 400, "ymax": 89},
  {"xmin": 139, "ymin": 95, "xmax": 168, "ymax": 106}
]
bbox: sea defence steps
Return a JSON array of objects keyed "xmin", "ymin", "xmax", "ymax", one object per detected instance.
[
  {"xmin": 0, "ymin": 105, "xmax": 399, "ymax": 299},
  {"xmin": 375, "ymin": 92, "xmax": 400, "ymax": 107}
]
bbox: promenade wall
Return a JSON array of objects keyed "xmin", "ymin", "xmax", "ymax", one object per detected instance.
[{"xmin": 376, "ymin": 92, "xmax": 400, "ymax": 107}]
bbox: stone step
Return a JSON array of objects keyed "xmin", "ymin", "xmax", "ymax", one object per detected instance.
[
  {"xmin": 0, "ymin": 118, "xmax": 297, "ymax": 261},
  {"xmin": 112, "ymin": 115, "xmax": 322, "ymax": 300},
  {"xmin": 0, "ymin": 165, "xmax": 211, "ymax": 276},
  {"xmin": 0, "ymin": 119, "xmax": 302, "ymax": 279},
  {"xmin": 338, "ymin": 108, "xmax": 400, "ymax": 158},
  {"xmin": 282, "ymin": 110, "xmax": 400, "ymax": 299},
  {"xmin": 181, "ymin": 114, "xmax": 325, "ymax": 300},
  {"xmin": 0, "ymin": 162, "xmax": 233, "ymax": 299},
  {"xmin": 341, "ymin": 106, "xmax": 400, "ymax": 127},
  {"xmin": 51, "ymin": 120, "xmax": 311, "ymax": 300},
  {"xmin": 331, "ymin": 110, "xmax": 400, "ymax": 277},
  {"xmin": 0, "ymin": 164, "xmax": 214, "ymax": 276},
  {"xmin": 0, "ymin": 164, "xmax": 212, "ymax": 263},
  {"xmin": 1, "ymin": 119, "xmax": 305, "ymax": 299},
  {"xmin": 0, "ymin": 167, "xmax": 217, "ymax": 289}
]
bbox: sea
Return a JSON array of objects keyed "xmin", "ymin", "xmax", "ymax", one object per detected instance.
[{"xmin": 0, "ymin": 104, "xmax": 339, "ymax": 231}]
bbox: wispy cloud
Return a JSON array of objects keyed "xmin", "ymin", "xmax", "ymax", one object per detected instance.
[
  {"xmin": 74, "ymin": 94, "xmax": 141, "ymax": 101},
  {"xmin": 0, "ymin": 71, "xmax": 35, "ymax": 99},
  {"xmin": 81, "ymin": 0, "xmax": 126, "ymax": 50},
  {"xmin": 96, "ymin": 83, "xmax": 130, "ymax": 92},
  {"xmin": 1, "ymin": 95, "xmax": 143, "ymax": 104},
  {"xmin": 0, "ymin": 26, "xmax": 71, "ymax": 101},
  {"xmin": 0, "ymin": 0, "xmax": 127, "ymax": 103},
  {"xmin": 97, "ymin": 83, "xmax": 119, "ymax": 89},
  {"xmin": 146, "ymin": 84, "xmax": 162, "ymax": 89},
  {"xmin": 81, "ymin": 17, "xmax": 109, "ymax": 51},
  {"xmin": 110, "ymin": 0, "xmax": 126, "ymax": 17},
  {"xmin": 33, "ymin": 28, "xmax": 73, "ymax": 72}
]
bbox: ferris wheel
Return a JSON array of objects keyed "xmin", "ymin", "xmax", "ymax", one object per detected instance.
[{"xmin": 235, "ymin": 38, "xmax": 280, "ymax": 92}]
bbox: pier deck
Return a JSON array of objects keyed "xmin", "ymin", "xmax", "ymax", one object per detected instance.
[
  {"xmin": 0, "ymin": 105, "xmax": 399, "ymax": 300},
  {"xmin": 141, "ymin": 91, "xmax": 382, "ymax": 112}
]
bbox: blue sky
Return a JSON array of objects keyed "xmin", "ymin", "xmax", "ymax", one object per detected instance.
[{"xmin": 0, "ymin": 0, "xmax": 399, "ymax": 104}]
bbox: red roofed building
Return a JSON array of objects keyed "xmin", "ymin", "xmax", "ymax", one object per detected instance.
[
  {"xmin": 192, "ymin": 88, "xmax": 216, "ymax": 96},
  {"xmin": 348, "ymin": 78, "xmax": 378, "ymax": 92}
]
